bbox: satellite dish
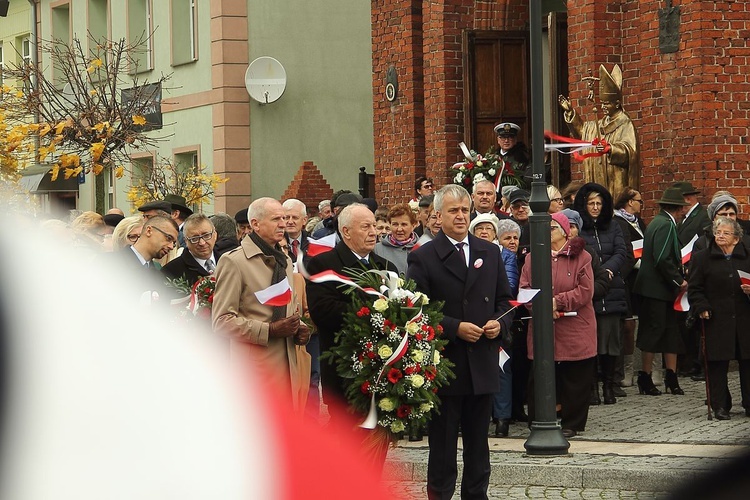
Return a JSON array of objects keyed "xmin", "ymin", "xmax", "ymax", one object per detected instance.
[{"xmin": 245, "ymin": 57, "xmax": 287, "ymax": 104}]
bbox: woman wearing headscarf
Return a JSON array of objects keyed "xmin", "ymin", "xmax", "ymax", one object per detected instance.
[
  {"xmin": 573, "ymin": 183, "xmax": 633, "ymax": 405},
  {"xmin": 688, "ymin": 217, "xmax": 750, "ymax": 420},
  {"xmin": 520, "ymin": 212, "xmax": 596, "ymax": 438}
]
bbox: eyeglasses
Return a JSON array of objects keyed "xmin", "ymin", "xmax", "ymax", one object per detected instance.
[
  {"xmin": 512, "ymin": 203, "xmax": 529, "ymax": 210},
  {"xmin": 126, "ymin": 233, "xmax": 140, "ymax": 243},
  {"xmin": 550, "ymin": 197, "xmax": 564, "ymax": 204},
  {"xmin": 185, "ymin": 231, "xmax": 214, "ymax": 245},
  {"xmin": 587, "ymin": 201, "xmax": 603, "ymax": 207},
  {"xmin": 151, "ymin": 225, "xmax": 177, "ymax": 244},
  {"xmin": 632, "ymin": 198, "xmax": 643, "ymax": 204},
  {"xmin": 714, "ymin": 230, "xmax": 737, "ymax": 237}
]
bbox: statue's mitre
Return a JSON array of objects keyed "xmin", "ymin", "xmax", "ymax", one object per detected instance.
[{"xmin": 599, "ymin": 64, "xmax": 623, "ymax": 100}]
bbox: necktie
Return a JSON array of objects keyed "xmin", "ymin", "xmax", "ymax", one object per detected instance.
[
  {"xmin": 205, "ymin": 259, "xmax": 215, "ymax": 274},
  {"xmin": 455, "ymin": 242, "xmax": 467, "ymax": 266},
  {"xmin": 291, "ymin": 239, "xmax": 299, "ymax": 259},
  {"xmin": 360, "ymin": 258, "xmax": 369, "ymax": 268}
]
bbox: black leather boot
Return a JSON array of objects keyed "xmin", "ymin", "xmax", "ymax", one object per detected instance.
[
  {"xmin": 637, "ymin": 371, "xmax": 662, "ymax": 396},
  {"xmin": 590, "ymin": 381, "xmax": 601, "ymax": 405},
  {"xmin": 664, "ymin": 369, "xmax": 685, "ymax": 395},
  {"xmin": 602, "ymin": 355, "xmax": 617, "ymax": 404}
]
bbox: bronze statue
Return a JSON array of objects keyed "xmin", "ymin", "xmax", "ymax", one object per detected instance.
[{"xmin": 559, "ymin": 64, "xmax": 640, "ymax": 196}]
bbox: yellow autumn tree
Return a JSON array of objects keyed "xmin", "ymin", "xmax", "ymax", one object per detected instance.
[
  {"xmin": 127, "ymin": 155, "xmax": 228, "ymax": 213},
  {"xmin": 0, "ymin": 34, "xmax": 171, "ymax": 212}
]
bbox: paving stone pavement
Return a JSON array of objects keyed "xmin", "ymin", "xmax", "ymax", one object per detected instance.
[{"xmin": 383, "ymin": 370, "xmax": 750, "ymax": 499}]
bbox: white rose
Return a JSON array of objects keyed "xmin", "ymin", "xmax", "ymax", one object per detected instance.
[
  {"xmin": 373, "ymin": 298, "xmax": 389, "ymax": 313},
  {"xmin": 378, "ymin": 344, "xmax": 393, "ymax": 359},
  {"xmin": 433, "ymin": 350, "xmax": 441, "ymax": 365},
  {"xmin": 476, "ymin": 160, "xmax": 483, "ymax": 167},
  {"xmin": 411, "ymin": 350, "xmax": 425, "ymax": 363},
  {"xmin": 414, "ymin": 292, "xmax": 429, "ymax": 305},
  {"xmin": 488, "ymin": 168, "xmax": 496, "ymax": 176},
  {"xmin": 454, "ymin": 174, "xmax": 462, "ymax": 183},
  {"xmin": 410, "ymin": 374, "xmax": 425, "ymax": 388},
  {"xmin": 420, "ymin": 402, "xmax": 433, "ymax": 412},
  {"xmin": 378, "ymin": 398, "xmax": 396, "ymax": 411},
  {"xmin": 390, "ymin": 420, "xmax": 405, "ymax": 433}
]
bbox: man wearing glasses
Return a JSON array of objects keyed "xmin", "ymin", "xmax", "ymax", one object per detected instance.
[
  {"xmin": 162, "ymin": 214, "xmax": 218, "ymax": 288},
  {"xmin": 411, "ymin": 176, "xmax": 434, "ymax": 204}
]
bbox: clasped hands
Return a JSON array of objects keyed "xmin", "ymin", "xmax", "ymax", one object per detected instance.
[
  {"xmin": 457, "ymin": 320, "xmax": 501, "ymax": 343},
  {"xmin": 269, "ymin": 314, "xmax": 311, "ymax": 345}
]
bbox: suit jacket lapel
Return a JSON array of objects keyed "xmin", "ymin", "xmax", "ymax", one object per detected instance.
[
  {"xmin": 183, "ymin": 251, "xmax": 209, "ymax": 276},
  {"xmin": 434, "ymin": 232, "xmax": 467, "ymax": 282},
  {"xmin": 465, "ymin": 235, "xmax": 487, "ymax": 292}
]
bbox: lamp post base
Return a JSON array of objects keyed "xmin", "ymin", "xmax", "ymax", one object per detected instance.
[{"xmin": 524, "ymin": 421, "xmax": 570, "ymax": 456}]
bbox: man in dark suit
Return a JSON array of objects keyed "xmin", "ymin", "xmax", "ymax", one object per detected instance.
[
  {"xmin": 406, "ymin": 185, "xmax": 514, "ymax": 500},
  {"xmin": 672, "ymin": 181, "xmax": 710, "ymax": 378},
  {"xmin": 306, "ymin": 203, "xmax": 397, "ymax": 421},
  {"xmin": 161, "ymin": 214, "xmax": 218, "ymax": 288},
  {"xmin": 282, "ymin": 198, "xmax": 309, "ymax": 261},
  {"xmin": 119, "ymin": 215, "xmax": 179, "ymax": 301}
]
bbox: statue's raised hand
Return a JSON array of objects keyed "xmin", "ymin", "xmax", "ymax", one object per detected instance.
[{"xmin": 558, "ymin": 95, "xmax": 572, "ymax": 112}]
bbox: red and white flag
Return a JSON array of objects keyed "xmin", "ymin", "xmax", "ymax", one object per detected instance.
[
  {"xmin": 631, "ymin": 239, "xmax": 644, "ymax": 259},
  {"xmin": 681, "ymin": 234, "xmax": 699, "ymax": 265},
  {"xmin": 306, "ymin": 233, "xmax": 337, "ymax": 257},
  {"xmin": 498, "ymin": 347, "xmax": 510, "ymax": 373},
  {"xmin": 674, "ymin": 290, "xmax": 690, "ymax": 312},
  {"xmin": 509, "ymin": 288, "xmax": 540, "ymax": 308},
  {"xmin": 307, "ymin": 269, "xmax": 383, "ymax": 298},
  {"xmin": 739, "ymin": 270, "xmax": 750, "ymax": 286},
  {"xmin": 254, "ymin": 277, "xmax": 292, "ymax": 306}
]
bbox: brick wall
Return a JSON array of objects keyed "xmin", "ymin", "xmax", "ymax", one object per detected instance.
[
  {"xmin": 281, "ymin": 161, "xmax": 334, "ymax": 217},
  {"xmin": 566, "ymin": 0, "xmax": 750, "ymax": 217},
  {"xmin": 372, "ymin": 0, "xmax": 528, "ymax": 206}
]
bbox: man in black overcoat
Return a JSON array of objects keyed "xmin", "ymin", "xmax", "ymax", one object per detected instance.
[
  {"xmin": 406, "ymin": 185, "xmax": 514, "ymax": 500},
  {"xmin": 306, "ymin": 203, "xmax": 397, "ymax": 414},
  {"xmin": 161, "ymin": 214, "xmax": 218, "ymax": 288}
]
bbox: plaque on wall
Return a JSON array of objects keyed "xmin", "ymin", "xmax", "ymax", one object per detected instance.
[{"xmin": 659, "ymin": 1, "xmax": 680, "ymax": 54}]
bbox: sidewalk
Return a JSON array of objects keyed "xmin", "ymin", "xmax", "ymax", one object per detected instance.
[{"xmin": 383, "ymin": 370, "xmax": 750, "ymax": 498}]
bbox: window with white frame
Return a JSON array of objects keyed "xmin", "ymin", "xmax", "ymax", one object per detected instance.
[
  {"xmin": 171, "ymin": 0, "xmax": 198, "ymax": 66},
  {"xmin": 127, "ymin": 0, "xmax": 153, "ymax": 73}
]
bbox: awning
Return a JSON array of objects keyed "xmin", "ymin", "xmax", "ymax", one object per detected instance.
[{"xmin": 19, "ymin": 164, "xmax": 78, "ymax": 193}]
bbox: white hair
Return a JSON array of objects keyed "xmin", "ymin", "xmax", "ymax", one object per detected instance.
[
  {"xmin": 434, "ymin": 185, "xmax": 470, "ymax": 212},
  {"xmin": 247, "ymin": 197, "xmax": 281, "ymax": 223},
  {"xmin": 337, "ymin": 203, "xmax": 369, "ymax": 232},
  {"xmin": 472, "ymin": 178, "xmax": 495, "ymax": 194},
  {"xmin": 282, "ymin": 198, "xmax": 307, "ymax": 216},
  {"xmin": 318, "ymin": 199, "xmax": 331, "ymax": 211}
]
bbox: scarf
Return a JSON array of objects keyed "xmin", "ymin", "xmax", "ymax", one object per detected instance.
[
  {"xmin": 249, "ymin": 231, "xmax": 289, "ymax": 321},
  {"xmin": 615, "ymin": 208, "xmax": 637, "ymax": 223},
  {"xmin": 387, "ymin": 232, "xmax": 419, "ymax": 247}
]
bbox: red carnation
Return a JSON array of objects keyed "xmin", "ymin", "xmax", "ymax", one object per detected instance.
[
  {"xmin": 356, "ymin": 306, "xmax": 370, "ymax": 317},
  {"xmin": 207, "ymin": 295, "xmax": 214, "ymax": 304},
  {"xmin": 366, "ymin": 351, "xmax": 376, "ymax": 359},
  {"xmin": 425, "ymin": 367, "xmax": 436, "ymax": 381},
  {"xmin": 396, "ymin": 405, "xmax": 412, "ymax": 418},
  {"xmin": 437, "ymin": 325, "xmax": 443, "ymax": 333},
  {"xmin": 415, "ymin": 333, "xmax": 424, "ymax": 341},
  {"xmin": 361, "ymin": 381, "xmax": 371, "ymax": 394},
  {"xmin": 387, "ymin": 368, "xmax": 403, "ymax": 384},
  {"xmin": 404, "ymin": 365, "xmax": 416, "ymax": 375}
]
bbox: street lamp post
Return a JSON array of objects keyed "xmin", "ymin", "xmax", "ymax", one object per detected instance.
[{"xmin": 523, "ymin": 0, "xmax": 570, "ymax": 456}]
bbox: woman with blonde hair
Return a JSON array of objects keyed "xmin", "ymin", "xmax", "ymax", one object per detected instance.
[
  {"xmin": 112, "ymin": 216, "xmax": 144, "ymax": 250},
  {"xmin": 70, "ymin": 211, "xmax": 108, "ymax": 252}
]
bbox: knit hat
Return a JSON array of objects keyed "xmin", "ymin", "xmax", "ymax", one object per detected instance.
[
  {"xmin": 560, "ymin": 208, "xmax": 583, "ymax": 230},
  {"xmin": 469, "ymin": 213, "xmax": 499, "ymax": 236},
  {"xmin": 707, "ymin": 194, "xmax": 739, "ymax": 221},
  {"xmin": 551, "ymin": 211, "xmax": 571, "ymax": 237}
]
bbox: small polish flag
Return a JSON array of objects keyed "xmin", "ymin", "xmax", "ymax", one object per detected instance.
[
  {"xmin": 674, "ymin": 290, "xmax": 690, "ymax": 312},
  {"xmin": 738, "ymin": 270, "xmax": 750, "ymax": 286},
  {"xmin": 631, "ymin": 239, "xmax": 643, "ymax": 259},
  {"xmin": 509, "ymin": 288, "xmax": 540, "ymax": 308},
  {"xmin": 306, "ymin": 233, "xmax": 337, "ymax": 257},
  {"xmin": 681, "ymin": 234, "xmax": 699, "ymax": 265},
  {"xmin": 498, "ymin": 347, "xmax": 510, "ymax": 373},
  {"xmin": 254, "ymin": 277, "xmax": 292, "ymax": 306}
]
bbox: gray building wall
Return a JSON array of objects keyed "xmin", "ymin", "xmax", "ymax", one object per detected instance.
[{"xmin": 247, "ymin": 1, "xmax": 374, "ymax": 198}]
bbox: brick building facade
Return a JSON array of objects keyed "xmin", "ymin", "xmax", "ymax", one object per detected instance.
[{"xmin": 371, "ymin": 0, "xmax": 750, "ymax": 215}]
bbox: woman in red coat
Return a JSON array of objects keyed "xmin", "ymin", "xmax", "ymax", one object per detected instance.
[{"xmin": 520, "ymin": 212, "xmax": 597, "ymax": 438}]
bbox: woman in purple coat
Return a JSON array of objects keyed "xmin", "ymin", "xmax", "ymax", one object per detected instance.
[{"xmin": 520, "ymin": 212, "xmax": 597, "ymax": 438}]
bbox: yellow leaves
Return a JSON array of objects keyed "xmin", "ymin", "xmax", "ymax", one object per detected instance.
[
  {"xmin": 91, "ymin": 163, "xmax": 104, "ymax": 175},
  {"xmin": 39, "ymin": 123, "xmax": 52, "ymax": 137},
  {"xmin": 114, "ymin": 165, "xmax": 124, "ymax": 178},
  {"xmin": 63, "ymin": 166, "xmax": 83, "ymax": 180},
  {"xmin": 90, "ymin": 89, "xmax": 98, "ymax": 96},
  {"xmin": 132, "ymin": 115, "xmax": 147, "ymax": 126},
  {"xmin": 27, "ymin": 123, "xmax": 40, "ymax": 132},
  {"xmin": 38, "ymin": 144, "xmax": 56, "ymax": 162},
  {"xmin": 90, "ymin": 142, "xmax": 105, "ymax": 161},
  {"xmin": 15, "ymin": 90, "xmax": 24, "ymax": 99},
  {"xmin": 1, "ymin": 84, "xmax": 11, "ymax": 94},
  {"xmin": 91, "ymin": 121, "xmax": 112, "ymax": 138},
  {"xmin": 59, "ymin": 153, "xmax": 80, "ymax": 168},
  {"xmin": 50, "ymin": 165, "xmax": 60, "ymax": 181},
  {"xmin": 55, "ymin": 118, "xmax": 73, "ymax": 136},
  {"xmin": 87, "ymin": 58, "xmax": 103, "ymax": 73}
]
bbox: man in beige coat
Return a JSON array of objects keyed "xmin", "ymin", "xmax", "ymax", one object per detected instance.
[{"xmin": 212, "ymin": 197, "xmax": 311, "ymax": 410}]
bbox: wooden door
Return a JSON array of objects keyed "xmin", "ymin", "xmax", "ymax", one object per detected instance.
[{"xmin": 463, "ymin": 31, "xmax": 530, "ymax": 156}]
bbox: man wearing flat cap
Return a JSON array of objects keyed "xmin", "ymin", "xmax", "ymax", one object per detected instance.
[
  {"xmin": 672, "ymin": 181, "xmax": 709, "ymax": 247},
  {"xmin": 494, "ymin": 122, "xmax": 532, "ymax": 188},
  {"xmin": 634, "ymin": 186, "xmax": 689, "ymax": 396}
]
